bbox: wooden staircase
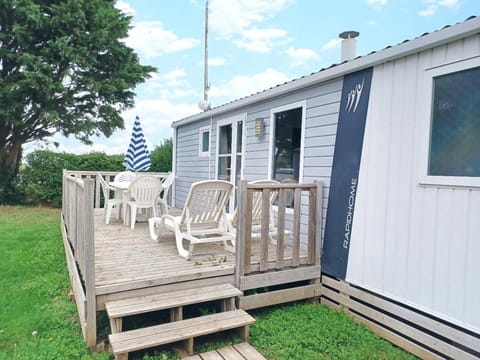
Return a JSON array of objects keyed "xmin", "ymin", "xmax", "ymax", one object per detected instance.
[{"xmin": 105, "ymin": 283, "xmax": 255, "ymax": 360}]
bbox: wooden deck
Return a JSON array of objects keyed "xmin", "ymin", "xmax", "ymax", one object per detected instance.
[
  {"xmin": 94, "ymin": 209, "xmax": 235, "ymax": 301},
  {"xmin": 62, "ymin": 171, "xmax": 323, "ymax": 347},
  {"xmin": 94, "ymin": 211, "xmax": 236, "ymax": 310},
  {"xmin": 93, "ymin": 209, "xmax": 308, "ymax": 309}
]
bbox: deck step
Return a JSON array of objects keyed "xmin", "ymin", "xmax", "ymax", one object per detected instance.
[
  {"xmin": 109, "ymin": 309, "xmax": 255, "ymax": 359},
  {"xmin": 105, "ymin": 283, "xmax": 242, "ymax": 333}
]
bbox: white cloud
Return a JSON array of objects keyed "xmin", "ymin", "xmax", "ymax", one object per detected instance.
[
  {"xmin": 235, "ymin": 28, "xmax": 289, "ymax": 53},
  {"xmin": 125, "ymin": 21, "xmax": 199, "ymax": 58},
  {"xmin": 50, "ymin": 99, "xmax": 199, "ymax": 155},
  {"xmin": 163, "ymin": 69, "xmax": 186, "ymax": 80},
  {"xmin": 115, "ymin": 1, "xmax": 135, "ymax": 16},
  {"xmin": 438, "ymin": 0, "xmax": 459, "ymax": 7},
  {"xmin": 209, "ymin": 0, "xmax": 291, "ymax": 37},
  {"xmin": 209, "ymin": 0, "xmax": 292, "ymax": 52},
  {"xmin": 365, "ymin": 0, "xmax": 388, "ymax": 10},
  {"xmin": 320, "ymin": 38, "xmax": 341, "ymax": 52},
  {"xmin": 140, "ymin": 73, "xmax": 196, "ymax": 100},
  {"xmin": 210, "ymin": 68, "xmax": 291, "ymax": 100},
  {"xmin": 418, "ymin": 0, "xmax": 459, "ymax": 16},
  {"xmin": 286, "ymin": 47, "xmax": 319, "ymax": 67}
]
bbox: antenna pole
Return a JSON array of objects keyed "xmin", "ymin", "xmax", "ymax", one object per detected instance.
[{"xmin": 203, "ymin": 0, "xmax": 209, "ymax": 104}]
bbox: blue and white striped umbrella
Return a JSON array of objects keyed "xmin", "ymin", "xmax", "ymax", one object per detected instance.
[{"xmin": 123, "ymin": 116, "xmax": 151, "ymax": 171}]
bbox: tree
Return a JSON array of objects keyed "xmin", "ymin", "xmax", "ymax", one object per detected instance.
[
  {"xmin": 150, "ymin": 138, "xmax": 172, "ymax": 173},
  {"xmin": 0, "ymin": 0, "xmax": 156, "ymax": 203}
]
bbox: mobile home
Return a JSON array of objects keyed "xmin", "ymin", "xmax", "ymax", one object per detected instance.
[{"xmin": 172, "ymin": 16, "xmax": 480, "ymax": 358}]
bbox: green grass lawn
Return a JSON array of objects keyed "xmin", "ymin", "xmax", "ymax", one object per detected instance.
[
  {"xmin": 0, "ymin": 206, "xmax": 416, "ymax": 360},
  {"xmin": 0, "ymin": 206, "xmax": 109, "ymax": 360}
]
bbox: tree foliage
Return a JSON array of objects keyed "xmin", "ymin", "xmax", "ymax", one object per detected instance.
[
  {"xmin": 0, "ymin": 0, "xmax": 156, "ymax": 203},
  {"xmin": 150, "ymin": 138, "xmax": 173, "ymax": 173}
]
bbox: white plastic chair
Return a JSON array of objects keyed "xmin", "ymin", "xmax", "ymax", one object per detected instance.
[
  {"xmin": 114, "ymin": 171, "xmax": 137, "ymax": 183},
  {"xmin": 228, "ymin": 180, "xmax": 288, "ymax": 242},
  {"xmin": 149, "ymin": 180, "xmax": 235, "ymax": 259},
  {"xmin": 113, "ymin": 170, "xmax": 137, "ymax": 214},
  {"xmin": 98, "ymin": 174, "xmax": 123, "ymax": 224},
  {"xmin": 157, "ymin": 172, "xmax": 175, "ymax": 215},
  {"xmin": 125, "ymin": 176, "xmax": 163, "ymax": 229}
]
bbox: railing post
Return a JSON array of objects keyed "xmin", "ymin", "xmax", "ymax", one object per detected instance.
[
  {"xmin": 260, "ymin": 188, "xmax": 270, "ymax": 272},
  {"xmin": 315, "ymin": 180, "xmax": 323, "ymax": 268},
  {"xmin": 235, "ymin": 180, "xmax": 248, "ymax": 288},
  {"xmin": 292, "ymin": 186, "xmax": 301, "ymax": 267},
  {"xmin": 83, "ymin": 179, "xmax": 96, "ymax": 346},
  {"xmin": 95, "ymin": 173, "xmax": 101, "ymax": 209},
  {"xmin": 276, "ymin": 187, "xmax": 286, "ymax": 270}
]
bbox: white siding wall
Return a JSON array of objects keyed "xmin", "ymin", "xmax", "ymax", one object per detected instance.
[
  {"xmin": 347, "ymin": 34, "xmax": 480, "ymax": 333},
  {"xmin": 174, "ymin": 79, "xmax": 342, "ymax": 240},
  {"xmin": 175, "ymin": 119, "xmax": 216, "ymax": 207}
]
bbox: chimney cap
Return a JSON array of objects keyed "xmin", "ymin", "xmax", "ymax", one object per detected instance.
[{"xmin": 339, "ymin": 31, "xmax": 359, "ymax": 39}]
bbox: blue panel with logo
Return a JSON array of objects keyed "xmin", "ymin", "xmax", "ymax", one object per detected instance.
[{"xmin": 322, "ymin": 67, "xmax": 373, "ymax": 280}]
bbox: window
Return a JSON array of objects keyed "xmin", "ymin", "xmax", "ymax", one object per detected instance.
[
  {"xmin": 420, "ymin": 57, "xmax": 480, "ymax": 187},
  {"xmin": 429, "ymin": 66, "xmax": 480, "ymax": 177},
  {"xmin": 269, "ymin": 101, "xmax": 306, "ymax": 185},
  {"xmin": 198, "ymin": 126, "xmax": 210, "ymax": 157}
]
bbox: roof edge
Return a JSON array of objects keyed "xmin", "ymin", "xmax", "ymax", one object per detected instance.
[{"xmin": 173, "ymin": 16, "xmax": 480, "ymax": 128}]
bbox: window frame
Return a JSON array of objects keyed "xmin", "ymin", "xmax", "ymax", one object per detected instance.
[
  {"xmin": 268, "ymin": 100, "xmax": 307, "ymax": 183},
  {"xmin": 418, "ymin": 56, "xmax": 480, "ymax": 188},
  {"xmin": 198, "ymin": 126, "xmax": 211, "ymax": 157}
]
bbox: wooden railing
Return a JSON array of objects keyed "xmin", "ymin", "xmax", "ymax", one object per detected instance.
[
  {"xmin": 61, "ymin": 170, "xmax": 96, "ymax": 345},
  {"xmin": 234, "ymin": 180, "xmax": 323, "ymax": 308},
  {"xmin": 61, "ymin": 170, "xmax": 169, "ymax": 346},
  {"xmin": 63, "ymin": 170, "xmax": 170, "ymax": 210}
]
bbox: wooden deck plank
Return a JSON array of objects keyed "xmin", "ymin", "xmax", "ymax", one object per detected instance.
[
  {"xmin": 217, "ymin": 345, "xmax": 245, "ymax": 360},
  {"xmin": 182, "ymin": 343, "xmax": 266, "ymax": 360},
  {"xmin": 233, "ymin": 342, "xmax": 267, "ymax": 360},
  {"xmin": 93, "ymin": 210, "xmax": 236, "ymax": 294},
  {"xmin": 93, "ymin": 209, "xmax": 306, "ymax": 296}
]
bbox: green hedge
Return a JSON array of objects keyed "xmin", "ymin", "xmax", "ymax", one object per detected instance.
[
  {"xmin": 18, "ymin": 151, "xmax": 123, "ymax": 207},
  {"xmin": 17, "ymin": 139, "xmax": 172, "ymax": 207},
  {"xmin": 150, "ymin": 138, "xmax": 172, "ymax": 173}
]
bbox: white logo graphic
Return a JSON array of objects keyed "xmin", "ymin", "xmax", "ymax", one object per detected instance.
[{"xmin": 345, "ymin": 77, "xmax": 365, "ymax": 113}]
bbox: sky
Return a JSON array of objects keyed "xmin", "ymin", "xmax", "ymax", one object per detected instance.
[{"xmin": 34, "ymin": 0, "xmax": 479, "ymax": 156}]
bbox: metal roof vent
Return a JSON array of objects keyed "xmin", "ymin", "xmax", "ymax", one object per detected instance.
[{"xmin": 339, "ymin": 30, "xmax": 359, "ymax": 62}]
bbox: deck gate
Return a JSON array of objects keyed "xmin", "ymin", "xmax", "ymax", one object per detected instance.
[{"xmin": 234, "ymin": 180, "xmax": 323, "ymax": 309}]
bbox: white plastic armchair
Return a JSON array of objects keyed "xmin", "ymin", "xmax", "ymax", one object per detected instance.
[
  {"xmin": 228, "ymin": 179, "xmax": 285, "ymax": 241},
  {"xmin": 150, "ymin": 180, "xmax": 235, "ymax": 259},
  {"xmin": 98, "ymin": 173, "xmax": 123, "ymax": 224},
  {"xmin": 125, "ymin": 176, "xmax": 163, "ymax": 229},
  {"xmin": 114, "ymin": 171, "xmax": 137, "ymax": 183},
  {"xmin": 157, "ymin": 172, "xmax": 175, "ymax": 215}
]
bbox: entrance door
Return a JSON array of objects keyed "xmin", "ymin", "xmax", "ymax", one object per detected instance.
[{"xmin": 217, "ymin": 115, "xmax": 245, "ymax": 212}]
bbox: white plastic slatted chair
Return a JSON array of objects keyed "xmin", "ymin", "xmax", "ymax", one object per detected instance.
[
  {"xmin": 125, "ymin": 176, "xmax": 163, "ymax": 229},
  {"xmin": 151, "ymin": 180, "xmax": 235, "ymax": 259},
  {"xmin": 156, "ymin": 172, "xmax": 175, "ymax": 215},
  {"xmin": 228, "ymin": 180, "xmax": 287, "ymax": 241},
  {"xmin": 114, "ymin": 171, "xmax": 137, "ymax": 183},
  {"xmin": 98, "ymin": 173, "xmax": 123, "ymax": 224},
  {"xmin": 113, "ymin": 171, "xmax": 137, "ymax": 207}
]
